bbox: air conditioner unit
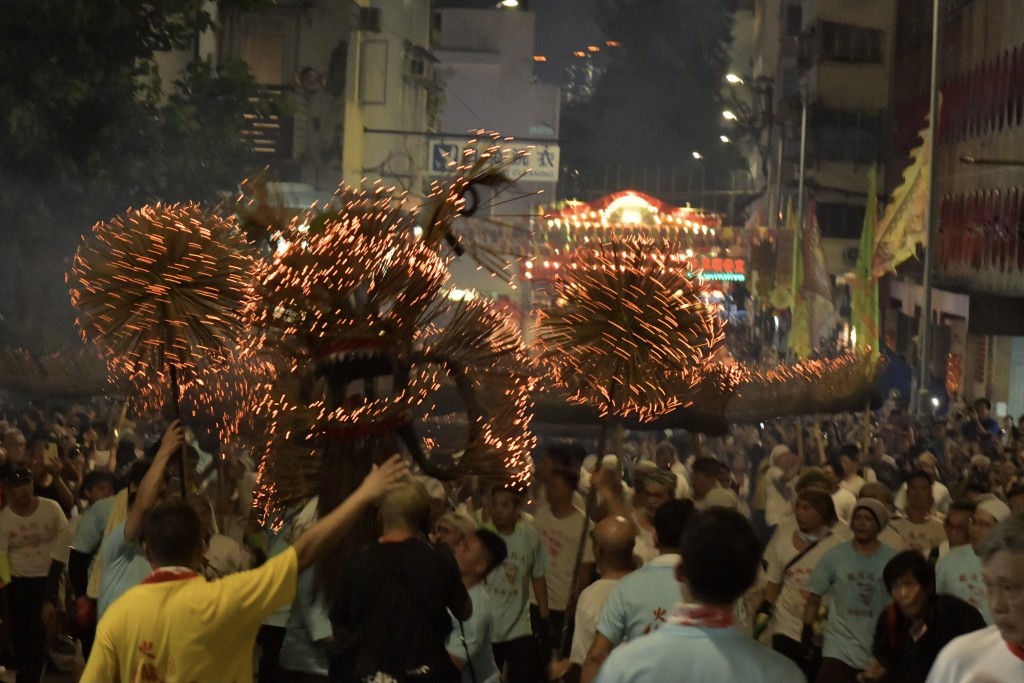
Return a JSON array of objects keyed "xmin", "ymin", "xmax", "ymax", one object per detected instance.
[{"xmin": 359, "ymin": 7, "xmax": 382, "ymax": 33}]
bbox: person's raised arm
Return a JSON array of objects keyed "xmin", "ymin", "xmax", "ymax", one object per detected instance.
[
  {"xmin": 589, "ymin": 465, "xmax": 628, "ymax": 519},
  {"xmin": 45, "ymin": 455, "xmax": 76, "ymax": 514},
  {"xmin": 124, "ymin": 420, "xmax": 184, "ymax": 543},
  {"xmin": 292, "ymin": 455, "xmax": 408, "ymax": 570}
]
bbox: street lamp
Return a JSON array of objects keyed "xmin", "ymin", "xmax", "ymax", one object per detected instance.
[
  {"xmin": 689, "ymin": 155, "xmax": 706, "ymax": 209},
  {"xmin": 498, "ymin": 0, "xmax": 519, "ymax": 6},
  {"xmin": 722, "ymin": 110, "xmax": 737, "ymax": 121},
  {"xmin": 720, "ymin": 135, "xmax": 731, "ymax": 143},
  {"xmin": 726, "ymin": 73, "xmax": 744, "ymax": 85}
]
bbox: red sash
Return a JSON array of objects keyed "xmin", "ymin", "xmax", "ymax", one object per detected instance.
[
  {"xmin": 669, "ymin": 603, "xmax": 735, "ymax": 628},
  {"xmin": 141, "ymin": 567, "xmax": 199, "ymax": 585}
]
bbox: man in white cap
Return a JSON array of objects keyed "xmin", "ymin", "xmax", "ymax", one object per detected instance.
[
  {"xmin": 801, "ymin": 498, "xmax": 899, "ymax": 683},
  {"xmin": 926, "ymin": 513, "xmax": 1024, "ymax": 683},
  {"xmin": 935, "ymin": 495, "xmax": 1012, "ymax": 625},
  {"xmin": 704, "ymin": 486, "xmax": 741, "ymax": 511},
  {"xmin": 432, "ymin": 511, "xmax": 479, "ymax": 552},
  {"xmin": 765, "ymin": 445, "xmax": 802, "ymax": 532}
]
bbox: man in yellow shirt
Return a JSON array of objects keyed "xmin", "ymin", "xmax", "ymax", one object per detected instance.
[{"xmin": 81, "ymin": 455, "xmax": 408, "ymax": 683}]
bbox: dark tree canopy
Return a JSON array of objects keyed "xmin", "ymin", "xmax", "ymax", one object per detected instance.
[
  {"xmin": 560, "ymin": 0, "xmax": 741, "ymax": 197},
  {"xmin": 0, "ymin": 0, "xmax": 265, "ymax": 346}
]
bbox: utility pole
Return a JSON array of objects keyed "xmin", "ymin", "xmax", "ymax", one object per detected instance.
[
  {"xmin": 796, "ymin": 78, "xmax": 809, "ymax": 238},
  {"xmin": 789, "ymin": 78, "xmax": 810, "ymax": 363},
  {"xmin": 917, "ymin": 0, "xmax": 943, "ymax": 415}
]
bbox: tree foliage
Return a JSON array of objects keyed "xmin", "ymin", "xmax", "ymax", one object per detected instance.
[
  {"xmin": 560, "ymin": 0, "xmax": 741, "ymax": 194},
  {"xmin": 0, "ymin": 0, "xmax": 265, "ymax": 345}
]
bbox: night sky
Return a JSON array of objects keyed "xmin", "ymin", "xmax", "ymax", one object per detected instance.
[
  {"xmin": 531, "ymin": 0, "xmax": 602, "ymax": 85},
  {"xmin": 435, "ymin": 0, "xmax": 603, "ymax": 86}
]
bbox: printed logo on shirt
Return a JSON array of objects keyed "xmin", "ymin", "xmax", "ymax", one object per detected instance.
[
  {"xmin": 503, "ymin": 561, "xmax": 520, "ymax": 586},
  {"xmin": 958, "ymin": 573, "xmax": 986, "ymax": 608},
  {"xmin": 643, "ymin": 607, "xmax": 669, "ymax": 634}
]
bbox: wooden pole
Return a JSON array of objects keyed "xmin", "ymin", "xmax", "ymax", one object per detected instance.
[
  {"xmin": 559, "ymin": 419, "xmax": 611, "ymax": 657},
  {"xmin": 862, "ymin": 399, "xmax": 872, "ymax": 460},
  {"xmin": 814, "ymin": 417, "xmax": 826, "ymax": 465},
  {"xmin": 169, "ymin": 364, "xmax": 188, "ymax": 499},
  {"xmin": 796, "ymin": 416, "xmax": 805, "ymax": 462}
]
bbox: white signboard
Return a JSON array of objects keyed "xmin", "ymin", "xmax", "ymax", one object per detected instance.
[{"xmin": 427, "ymin": 138, "xmax": 559, "ymax": 183}]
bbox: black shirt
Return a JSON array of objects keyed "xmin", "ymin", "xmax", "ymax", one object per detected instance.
[
  {"xmin": 34, "ymin": 479, "xmax": 70, "ymax": 516},
  {"xmin": 872, "ymin": 593, "xmax": 987, "ymax": 683},
  {"xmin": 329, "ymin": 537, "xmax": 469, "ymax": 683}
]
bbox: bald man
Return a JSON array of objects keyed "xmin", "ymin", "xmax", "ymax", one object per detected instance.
[{"xmin": 557, "ymin": 515, "xmax": 637, "ymax": 682}]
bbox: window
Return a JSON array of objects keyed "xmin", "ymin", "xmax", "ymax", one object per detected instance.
[
  {"xmin": 817, "ymin": 202, "xmax": 865, "ymax": 239},
  {"xmin": 241, "ymin": 29, "xmax": 285, "ymax": 85},
  {"xmin": 812, "ymin": 108, "xmax": 886, "ymax": 163},
  {"xmin": 819, "ymin": 22, "xmax": 884, "ymax": 64}
]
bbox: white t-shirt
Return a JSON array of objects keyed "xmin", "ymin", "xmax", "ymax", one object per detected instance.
[
  {"xmin": 51, "ymin": 510, "xmax": 83, "ymax": 565},
  {"xmin": 894, "ymin": 481, "xmax": 952, "ymax": 516},
  {"xmin": 926, "ymin": 625, "xmax": 1024, "ymax": 683},
  {"xmin": 531, "ymin": 506, "xmax": 591, "ymax": 611},
  {"xmin": 670, "ymin": 463, "xmax": 691, "ymax": 500},
  {"xmin": 839, "ymin": 475, "xmax": 865, "ymax": 497},
  {"xmin": 0, "ymin": 498, "xmax": 68, "ymax": 577},
  {"xmin": 632, "ymin": 514, "xmax": 659, "ymax": 564},
  {"xmin": 762, "ymin": 530, "xmax": 843, "ymax": 642},
  {"xmin": 764, "ymin": 467, "xmax": 794, "ymax": 527},
  {"xmin": 831, "ymin": 488, "xmax": 857, "ymax": 523},
  {"xmin": 890, "ymin": 516, "xmax": 946, "ymax": 556},
  {"xmin": 202, "ymin": 533, "xmax": 251, "ymax": 580},
  {"xmin": 570, "ymin": 577, "xmax": 620, "ymax": 664}
]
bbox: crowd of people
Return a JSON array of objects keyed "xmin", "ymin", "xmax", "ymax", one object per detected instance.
[{"xmin": 0, "ymin": 392, "xmax": 1021, "ymax": 683}]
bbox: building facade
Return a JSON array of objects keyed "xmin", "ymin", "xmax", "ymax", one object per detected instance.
[
  {"xmin": 214, "ymin": 0, "xmax": 438, "ymax": 204},
  {"xmin": 433, "ymin": 4, "xmax": 561, "ymax": 315},
  {"xmin": 888, "ymin": 0, "xmax": 1024, "ymax": 414}
]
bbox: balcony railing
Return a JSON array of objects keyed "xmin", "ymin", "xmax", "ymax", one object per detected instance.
[
  {"xmin": 241, "ymin": 86, "xmax": 294, "ymax": 160},
  {"xmin": 937, "ymin": 225, "xmax": 1024, "ymax": 295}
]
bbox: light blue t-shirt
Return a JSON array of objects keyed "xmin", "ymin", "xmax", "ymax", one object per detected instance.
[
  {"xmin": 280, "ymin": 567, "xmax": 333, "ymax": 676},
  {"xmin": 96, "ymin": 520, "xmax": 153, "ymax": 618},
  {"xmin": 596, "ymin": 554, "xmax": 681, "ymax": 644},
  {"xmin": 70, "ymin": 495, "xmax": 116, "ymax": 554},
  {"xmin": 594, "ymin": 622, "xmax": 806, "ymax": 683},
  {"xmin": 446, "ymin": 583, "xmax": 501, "ymax": 683},
  {"xmin": 807, "ymin": 541, "xmax": 899, "ymax": 669},
  {"xmin": 935, "ymin": 544, "xmax": 992, "ymax": 624},
  {"xmin": 485, "ymin": 522, "xmax": 547, "ymax": 642}
]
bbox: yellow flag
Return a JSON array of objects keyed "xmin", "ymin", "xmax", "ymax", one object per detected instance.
[
  {"xmin": 770, "ymin": 199, "xmax": 797, "ymax": 310},
  {"xmin": 788, "ymin": 201, "xmax": 811, "ymax": 359},
  {"xmin": 852, "ymin": 167, "xmax": 880, "ymax": 350},
  {"xmin": 873, "ymin": 107, "xmax": 935, "ymax": 277}
]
